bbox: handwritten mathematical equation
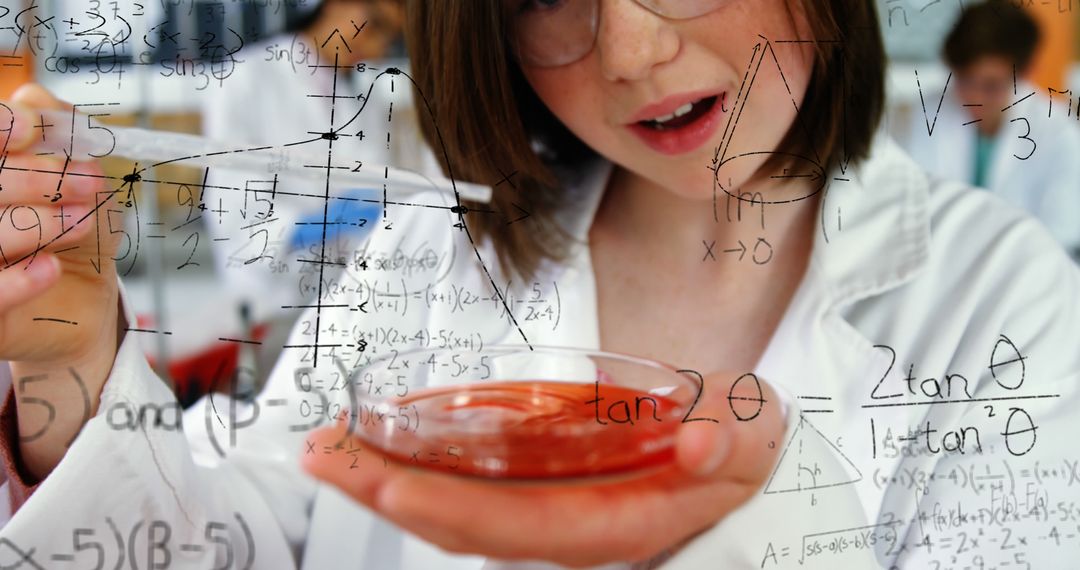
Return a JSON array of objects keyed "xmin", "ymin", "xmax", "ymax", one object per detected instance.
[
  {"xmin": 872, "ymin": 458, "xmax": 1080, "ymax": 495},
  {"xmin": 864, "ymin": 334, "xmax": 1049, "ymax": 458},
  {"xmin": 319, "ymin": 279, "xmax": 562, "ymax": 327},
  {"xmin": 883, "ymin": 0, "xmax": 1079, "ymax": 31},
  {"xmin": 304, "ymin": 430, "xmax": 463, "ymax": 472},
  {"xmin": 759, "ymin": 503, "xmax": 1080, "ymax": 568},
  {"xmin": 1, "ymin": 1, "xmax": 361, "ymax": 90},
  {"xmin": 5, "ymin": 0, "xmax": 247, "ymax": 90},
  {"xmin": 0, "ymin": 514, "xmax": 255, "ymax": 569}
]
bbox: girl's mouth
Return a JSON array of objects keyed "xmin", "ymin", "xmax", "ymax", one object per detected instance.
[
  {"xmin": 638, "ymin": 96, "xmax": 719, "ymax": 131},
  {"xmin": 627, "ymin": 93, "xmax": 726, "ymax": 156}
]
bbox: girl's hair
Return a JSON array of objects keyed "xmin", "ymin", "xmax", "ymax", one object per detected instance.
[{"xmin": 405, "ymin": 1, "xmax": 885, "ymax": 280}]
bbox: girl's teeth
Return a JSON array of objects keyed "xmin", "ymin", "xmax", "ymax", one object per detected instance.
[{"xmin": 651, "ymin": 102, "xmax": 696, "ymax": 124}]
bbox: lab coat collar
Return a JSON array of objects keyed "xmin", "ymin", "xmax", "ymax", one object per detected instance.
[
  {"xmin": 809, "ymin": 134, "xmax": 932, "ymax": 307},
  {"xmin": 303, "ymin": 136, "xmax": 934, "ymax": 569},
  {"xmin": 556, "ymin": 133, "xmax": 933, "ymax": 310},
  {"xmin": 540, "ymin": 132, "xmax": 936, "ymax": 556}
]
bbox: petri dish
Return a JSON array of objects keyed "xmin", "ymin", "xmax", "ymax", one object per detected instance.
[{"xmin": 345, "ymin": 346, "xmax": 699, "ymax": 480}]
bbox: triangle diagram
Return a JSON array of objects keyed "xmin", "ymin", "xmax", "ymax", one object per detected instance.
[
  {"xmin": 763, "ymin": 413, "xmax": 862, "ymax": 494},
  {"xmin": 713, "ymin": 39, "xmax": 826, "ymax": 205}
]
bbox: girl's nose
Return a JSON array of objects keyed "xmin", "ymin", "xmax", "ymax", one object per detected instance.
[{"xmin": 595, "ymin": 0, "xmax": 680, "ymax": 83}]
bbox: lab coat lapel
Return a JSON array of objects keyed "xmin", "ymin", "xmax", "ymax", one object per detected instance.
[
  {"xmin": 483, "ymin": 140, "xmax": 933, "ymax": 534},
  {"xmin": 479, "ymin": 144, "xmax": 933, "ymax": 531},
  {"xmin": 479, "ymin": 159, "xmax": 612, "ymax": 351},
  {"xmin": 754, "ymin": 135, "xmax": 932, "ymax": 526},
  {"xmin": 812, "ymin": 136, "xmax": 930, "ymax": 305},
  {"xmin": 752, "ymin": 268, "xmax": 919, "ymax": 527},
  {"xmin": 299, "ymin": 143, "xmax": 934, "ymax": 568},
  {"xmin": 827, "ymin": 138, "xmax": 936, "ymax": 534}
]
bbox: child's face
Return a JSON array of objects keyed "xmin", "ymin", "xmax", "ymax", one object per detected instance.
[{"xmin": 517, "ymin": 0, "xmax": 816, "ymax": 200}]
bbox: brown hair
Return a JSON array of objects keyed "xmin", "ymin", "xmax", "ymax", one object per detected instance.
[
  {"xmin": 943, "ymin": 0, "xmax": 1041, "ymax": 72},
  {"xmin": 405, "ymin": 0, "xmax": 885, "ymax": 280}
]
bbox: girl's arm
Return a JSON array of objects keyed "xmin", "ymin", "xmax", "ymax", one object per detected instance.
[
  {"xmin": 0, "ymin": 85, "xmax": 330, "ymax": 568},
  {"xmin": 0, "ymin": 278, "xmax": 332, "ymax": 568}
]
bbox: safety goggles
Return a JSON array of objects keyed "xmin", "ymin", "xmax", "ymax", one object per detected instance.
[{"xmin": 506, "ymin": 0, "xmax": 732, "ymax": 67}]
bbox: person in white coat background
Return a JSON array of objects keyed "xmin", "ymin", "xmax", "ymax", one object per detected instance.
[
  {"xmin": 902, "ymin": 0, "xmax": 1080, "ymax": 257},
  {"xmin": 198, "ymin": 0, "xmax": 426, "ymax": 380},
  {"xmin": 0, "ymin": 1, "xmax": 1077, "ymax": 569},
  {"xmin": 201, "ymin": 0, "xmax": 405, "ymax": 295}
]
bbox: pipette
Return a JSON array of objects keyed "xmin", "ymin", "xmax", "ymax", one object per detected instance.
[{"xmin": 24, "ymin": 109, "xmax": 492, "ymax": 204}]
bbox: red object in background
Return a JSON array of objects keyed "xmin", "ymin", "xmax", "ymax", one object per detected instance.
[
  {"xmin": 0, "ymin": 51, "xmax": 32, "ymax": 99},
  {"xmin": 359, "ymin": 381, "xmax": 685, "ymax": 479},
  {"xmin": 137, "ymin": 314, "xmax": 268, "ymax": 407}
]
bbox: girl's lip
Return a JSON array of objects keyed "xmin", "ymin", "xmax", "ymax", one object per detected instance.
[
  {"xmin": 626, "ymin": 94, "xmax": 727, "ymax": 156},
  {"xmin": 626, "ymin": 89, "xmax": 726, "ymax": 124}
]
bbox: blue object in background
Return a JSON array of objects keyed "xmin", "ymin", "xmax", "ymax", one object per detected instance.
[{"xmin": 289, "ymin": 189, "xmax": 383, "ymax": 252}]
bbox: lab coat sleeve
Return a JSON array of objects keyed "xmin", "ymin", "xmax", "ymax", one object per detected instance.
[
  {"xmin": 0, "ymin": 277, "xmax": 329, "ymax": 569},
  {"xmin": 657, "ymin": 390, "xmax": 879, "ymax": 570}
]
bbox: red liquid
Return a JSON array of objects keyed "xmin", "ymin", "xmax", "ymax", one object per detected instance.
[{"xmin": 357, "ymin": 381, "xmax": 685, "ymax": 479}]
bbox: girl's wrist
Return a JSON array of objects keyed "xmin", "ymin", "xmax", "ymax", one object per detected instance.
[{"xmin": 8, "ymin": 298, "xmax": 125, "ymax": 479}]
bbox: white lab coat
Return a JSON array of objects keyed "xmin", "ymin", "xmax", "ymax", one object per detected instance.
[
  {"xmin": 0, "ymin": 135, "xmax": 1078, "ymax": 569},
  {"xmin": 902, "ymin": 80, "xmax": 1080, "ymax": 254}
]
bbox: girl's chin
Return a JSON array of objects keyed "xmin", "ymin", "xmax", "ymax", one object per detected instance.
[
  {"xmin": 639, "ymin": 162, "xmax": 737, "ymax": 197},
  {"xmin": 651, "ymin": 178, "xmax": 720, "ymax": 201},
  {"xmin": 607, "ymin": 153, "xmax": 737, "ymax": 201}
]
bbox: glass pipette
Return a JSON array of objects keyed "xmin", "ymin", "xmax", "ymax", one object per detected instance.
[{"xmin": 24, "ymin": 109, "xmax": 492, "ymax": 204}]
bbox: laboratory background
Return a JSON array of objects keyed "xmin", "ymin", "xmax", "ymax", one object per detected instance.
[
  {"xmin": 0, "ymin": 0, "xmax": 1075, "ymax": 401},
  {"xmin": 1, "ymin": 0, "xmax": 1076, "ymax": 401},
  {"xmin": 0, "ymin": 2, "xmax": 1078, "ymax": 568}
]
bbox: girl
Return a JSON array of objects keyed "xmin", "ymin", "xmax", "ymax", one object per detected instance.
[{"xmin": 0, "ymin": 1, "xmax": 1076, "ymax": 568}]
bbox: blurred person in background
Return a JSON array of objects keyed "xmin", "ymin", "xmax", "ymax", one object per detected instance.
[
  {"xmin": 199, "ymin": 0, "xmax": 417, "ymax": 381},
  {"xmin": 903, "ymin": 0, "xmax": 1080, "ymax": 257},
  {"xmin": 2, "ymin": 1, "xmax": 1080, "ymax": 568}
]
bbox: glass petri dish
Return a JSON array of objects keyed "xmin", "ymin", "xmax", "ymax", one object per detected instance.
[{"xmin": 345, "ymin": 346, "xmax": 699, "ymax": 480}]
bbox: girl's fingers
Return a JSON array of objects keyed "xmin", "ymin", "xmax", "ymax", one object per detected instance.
[
  {"xmin": 11, "ymin": 83, "xmax": 69, "ymax": 111},
  {"xmin": 675, "ymin": 372, "xmax": 786, "ymax": 485},
  {"xmin": 1, "ymin": 84, "xmax": 70, "ymax": 152},
  {"xmin": 303, "ymin": 410, "xmax": 784, "ymax": 567},
  {"xmin": 0, "ymin": 102, "xmax": 36, "ymax": 152},
  {"xmin": 0, "ymin": 155, "xmax": 106, "ymax": 206},
  {"xmin": 0, "ymin": 255, "xmax": 60, "ymax": 313},
  {"xmin": 0, "ymin": 203, "xmax": 96, "ymax": 264},
  {"xmin": 300, "ymin": 424, "xmax": 402, "ymax": 507}
]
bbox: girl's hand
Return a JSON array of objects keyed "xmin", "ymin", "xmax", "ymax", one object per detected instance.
[
  {"xmin": 0, "ymin": 84, "xmax": 123, "ymax": 478},
  {"xmin": 303, "ymin": 371, "xmax": 786, "ymax": 568}
]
